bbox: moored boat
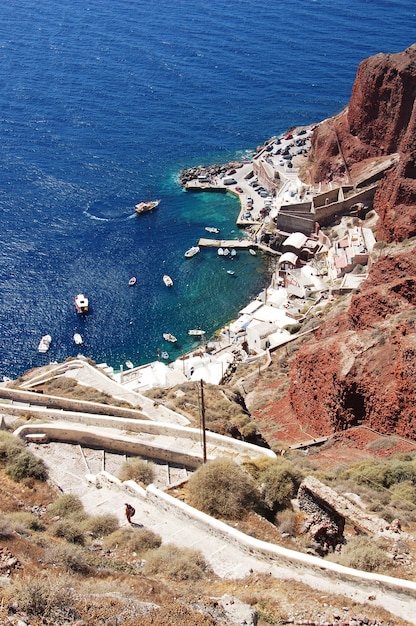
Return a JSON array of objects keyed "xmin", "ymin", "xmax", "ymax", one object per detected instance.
[
  {"xmin": 205, "ymin": 226, "xmax": 220, "ymax": 234},
  {"xmin": 125, "ymin": 360, "xmax": 134, "ymax": 369},
  {"xmin": 163, "ymin": 274, "xmax": 173, "ymax": 287},
  {"xmin": 135, "ymin": 199, "xmax": 160, "ymax": 214},
  {"xmin": 38, "ymin": 334, "xmax": 52, "ymax": 353},
  {"xmin": 223, "ymin": 248, "xmax": 230, "ymax": 256},
  {"xmin": 188, "ymin": 329, "xmax": 205, "ymax": 336},
  {"xmin": 163, "ymin": 332, "xmax": 177, "ymax": 343},
  {"xmin": 73, "ymin": 333, "xmax": 83, "ymax": 345},
  {"xmin": 218, "ymin": 247, "xmax": 224, "ymax": 256},
  {"xmin": 249, "ymin": 248, "xmax": 257, "ymax": 256},
  {"xmin": 74, "ymin": 294, "xmax": 89, "ymax": 314},
  {"xmin": 129, "ymin": 277, "xmax": 137, "ymax": 286},
  {"xmin": 184, "ymin": 245, "xmax": 200, "ymax": 258},
  {"xmin": 161, "ymin": 351, "xmax": 170, "ymax": 360}
]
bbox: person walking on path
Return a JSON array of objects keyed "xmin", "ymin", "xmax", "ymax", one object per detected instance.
[{"xmin": 125, "ymin": 502, "xmax": 135, "ymax": 524}]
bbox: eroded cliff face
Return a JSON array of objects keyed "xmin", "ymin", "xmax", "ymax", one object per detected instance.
[
  {"xmin": 309, "ymin": 44, "xmax": 416, "ymax": 242},
  {"xmin": 259, "ymin": 47, "xmax": 416, "ymax": 444},
  {"xmin": 288, "ymin": 248, "xmax": 416, "ymax": 440}
]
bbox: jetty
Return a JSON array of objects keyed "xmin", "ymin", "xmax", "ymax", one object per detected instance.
[{"xmin": 198, "ymin": 238, "xmax": 280, "ymax": 255}]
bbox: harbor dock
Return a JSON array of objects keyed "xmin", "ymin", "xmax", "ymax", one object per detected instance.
[{"xmin": 198, "ymin": 237, "xmax": 280, "ymax": 255}]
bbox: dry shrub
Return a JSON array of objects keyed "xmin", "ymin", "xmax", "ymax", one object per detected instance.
[
  {"xmin": 45, "ymin": 542, "xmax": 91, "ymax": 574},
  {"xmin": 0, "ymin": 431, "xmax": 24, "ymax": 460},
  {"xmin": 0, "ymin": 517, "xmax": 14, "ymax": 538},
  {"xmin": 258, "ymin": 459, "xmax": 303, "ymax": 513},
  {"xmin": 5, "ymin": 450, "xmax": 48, "ymax": 482},
  {"xmin": 187, "ymin": 457, "xmax": 259, "ymax": 519},
  {"xmin": 50, "ymin": 519, "xmax": 86, "ymax": 545},
  {"xmin": 5, "ymin": 573, "xmax": 77, "ymax": 621},
  {"xmin": 47, "ymin": 493, "xmax": 86, "ymax": 520},
  {"xmin": 81, "ymin": 513, "xmax": 119, "ymax": 538},
  {"xmin": 276, "ymin": 509, "xmax": 297, "ymax": 536},
  {"xmin": 118, "ymin": 457, "xmax": 155, "ymax": 485},
  {"xmin": 329, "ymin": 536, "xmax": 391, "ymax": 573},
  {"xmin": 7, "ymin": 511, "xmax": 44, "ymax": 533},
  {"xmin": 103, "ymin": 526, "xmax": 161, "ymax": 554},
  {"xmin": 143, "ymin": 544, "xmax": 210, "ymax": 581},
  {"xmin": 389, "ymin": 480, "xmax": 416, "ymax": 507}
]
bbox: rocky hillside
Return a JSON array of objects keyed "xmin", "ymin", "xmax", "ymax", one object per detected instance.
[
  {"xmin": 260, "ymin": 45, "xmax": 416, "ymax": 445},
  {"xmin": 310, "ymin": 44, "xmax": 416, "ymax": 242}
]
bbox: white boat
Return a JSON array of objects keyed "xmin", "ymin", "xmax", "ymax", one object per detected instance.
[
  {"xmin": 125, "ymin": 360, "xmax": 134, "ymax": 369},
  {"xmin": 73, "ymin": 333, "xmax": 83, "ymax": 345},
  {"xmin": 38, "ymin": 334, "xmax": 52, "ymax": 353},
  {"xmin": 218, "ymin": 247, "xmax": 224, "ymax": 256},
  {"xmin": 227, "ymin": 270, "xmax": 235, "ymax": 275},
  {"xmin": 129, "ymin": 276, "xmax": 137, "ymax": 286},
  {"xmin": 188, "ymin": 329, "xmax": 205, "ymax": 336},
  {"xmin": 135, "ymin": 199, "xmax": 160, "ymax": 214},
  {"xmin": 230, "ymin": 249, "xmax": 237, "ymax": 256},
  {"xmin": 184, "ymin": 245, "xmax": 200, "ymax": 258},
  {"xmin": 74, "ymin": 294, "xmax": 89, "ymax": 314},
  {"xmin": 249, "ymin": 249, "xmax": 257, "ymax": 256},
  {"xmin": 163, "ymin": 274, "xmax": 173, "ymax": 287},
  {"xmin": 163, "ymin": 333, "xmax": 177, "ymax": 343},
  {"xmin": 205, "ymin": 226, "xmax": 220, "ymax": 234},
  {"xmin": 161, "ymin": 351, "xmax": 170, "ymax": 360},
  {"xmin": 223, "ymin": 248, "xmax": 230, "ymax": 256}
]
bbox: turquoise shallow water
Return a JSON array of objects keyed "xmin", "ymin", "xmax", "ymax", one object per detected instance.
[{"xmin": 0, "ymin": 0, "xmax": 414, "ymax": 378}]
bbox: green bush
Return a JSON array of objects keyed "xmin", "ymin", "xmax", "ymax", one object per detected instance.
[
  {"xmin": 118, "ymin": 457, "xmax": 155, "ymax": 486},
  {"xmin": 389, "ymin": 481, "xmax": 416, "ymax": 506},
  {"xmin": 187, "ymin": 457, "xmax": 259, "ymax": 519},
  {"xmin": 340, "ymin": 457, "xmax": 416, "ymax": 490},
  {"xmin": 5, "ymin": 573, "xmax": 76, "ymax": 620},
  {"xmin": 258, "ymin": 459, "xmax": 303, "ymax": 513},
  {"xmin": 50, "ymin": 519, "xmax": 86, "ymax": 545},
  {"xmin": 142, "ymin": 544, "xmax": 209, "ymax": 581},
  {"xmin": 0, "ymin": 431, "xmax": 24, "ymax": 460},
  {"xmin": 5, "ymin": 451, "xmax": 48, "ymax": 482},
  {"xmin": 330, "ymin": 536, "xmax": 391, "ymax": 573},
  {"xmin": 81, "ymin": 514, "xmax": 119, "ymax": 538},
  {"xmin": 47, "ymin": 494, "xmax": 86, "ymax": 520}
]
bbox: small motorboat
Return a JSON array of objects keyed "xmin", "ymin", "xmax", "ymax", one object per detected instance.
[
  {"xmin": 230, "ymin": 249, "xmax": 237, "ymax": 256},
  {"xmin": 73, "ymin": 333, "xmax": 83, "ymax": 345},
  {"xmin": 129, "ymin": 277, "xmax": 137, "ymax": 286},
  {"xmin": 184, "ymin": 245, "xmax": 200, "ymax": 258},
  {"xmin": 38, "ymin": 334, "xmax": 52, "ymax": 353},
  {"xmin": 218, "ymin": 247, "xmax": 224, "ymax": 256},
  {"xmin": 125, "ymin": 360, "xmax": 134, "ymax": 369},
  {"xmin": 163, "ymin": 274, "xmax": 173, "ymax": 287},
  {"xmin": 161, "ymin": 351, "xmax": 170, "ymax": 360},
  {"xmin": 188, "ymin": 329, "xmax": 206, "ymax": 336},
  {"xmin": 223, "ymin": 248, "xmax": 230, "ymax": 256},
  {"xmin": 163, "ymin": 333, "xmax": 177, "ymax": 343},
  {"xmin": 74, "ymin": 294, "xmax": 89, "ymax": 314},
  {"xmin": 249, "ymin": 249, "xmax": 257, "ymax": 256},
  {"xmin": 227, "ymin": 270, "xmax": 235, "ymax": 276},
  {"xmin": 205, "ymin": 226, "xmax": 220, "ymax": 234},
  {"xmin": 135, "ymin": 199, "xmax": 160, "ymax": 214}
]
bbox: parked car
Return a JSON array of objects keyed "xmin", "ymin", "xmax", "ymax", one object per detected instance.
[
  {"xmin": 235, "ymin": 186, "xmax": 243, "ymax": 193},
  {"xmin": 296, "ymin": 129, "xmax": 307, "ymax": 136},
  {"xmin": 284, "ymin": 133, "xmax": 293, "ymax": 140}
]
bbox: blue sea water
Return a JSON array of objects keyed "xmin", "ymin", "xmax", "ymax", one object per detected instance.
[{"xmin": 0, "ymin": 0, "xmax": 414, "ymax": 378}]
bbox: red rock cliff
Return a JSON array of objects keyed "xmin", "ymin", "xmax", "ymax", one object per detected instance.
[{"xmin": 310, "ymin": 44, "xmax": 416, "ymax": 242}]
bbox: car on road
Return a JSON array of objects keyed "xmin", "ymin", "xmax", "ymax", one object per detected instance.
[{"xmin": 235, "ymin": 186, "xmax": 243, "ymax": 193}]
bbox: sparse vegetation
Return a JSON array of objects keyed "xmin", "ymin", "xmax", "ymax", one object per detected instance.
[
  {"xmin": 103, "ymin": 526, "xmax": 162, "ymax": 554},
  {"xmin": 258, "ymin": 459, "xmax": 303, "ymax": 514},
  {"xmin": 47, "ymin": 493, "xmax": 86, "ymax": 520},
  {"xmin": 4, "ymin": 573, "xmax": 77, "ymax": 621},
  {"xmin": 328, "ymin": 536, "xmax": 391, "ymax": 573},
  {"xmin": 143, "ymin": 544, "xmax": 210, "ymax": 581},
  {"xmin": 5, "ymin": 450, "xmax": 48, "ymax": 482},
  {"xmin": 45, "ymin": 542, "xmax": 91, "ymax": 573},
  {"xmin": 80, "ymin": 513, "xmax": 119, "ymax": 538},
  {"xmin": 187, "ymin": 457, "xmax": 259, "ymax": 519},
  {"xmin": 50, "ymin": 519, "xmax": 87, "ymax": 544},
  {"xmin": 118, "ymin": 457, "xmax": 155, "ymax": 485}
]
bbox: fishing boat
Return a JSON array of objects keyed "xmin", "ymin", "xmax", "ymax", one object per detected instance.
[
  {"xmin": 188, "ymin": 329, "xmax": 205, "ymax": 336},
  {"xmin": 129, "ymin": 277, "xmax": 137, "ymax": 286},
  {"xmin": 135, "ymin": 199, "xmax": 160, "ymax": 214},
  {"xmin": 74, "ymin": 294, "xmax": 89, "ymax": 314},
  {"xmin": 38, "ymin": 334, "xmax": 52, "ymax": 353},
  {"xmin": 73, "ymin": 333, "xmax": 83, "ymax": 345},
  {"xmin": 205, "ymin": 226, "xmax": 220, "ymax": 234},
  {"xmin": 249, "ymin": 248, "xmax": 257, "ymax": 256},
  {"xmin": 184, "ymin": 245, "xmax": 200, "ymax": 258},
  {"xmin": 163, "ymin": 274, "xmax": 173, "ymax": 287},
  {"xmin": 163, "ymin": 333, "xmax": 177, "ymax": 343}
]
